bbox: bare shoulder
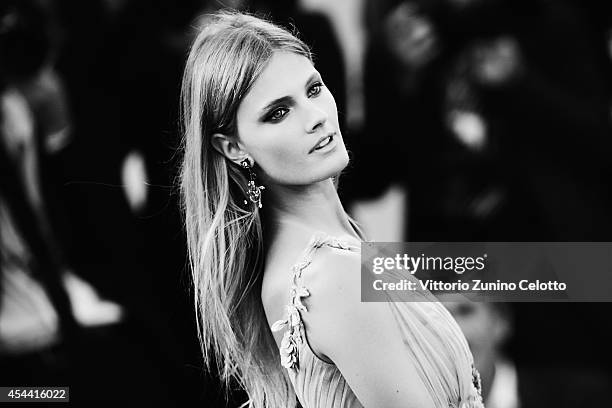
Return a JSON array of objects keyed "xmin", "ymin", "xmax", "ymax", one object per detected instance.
[
  {"xmin": 260, "ymin": 228, "xmax": 315, "ymax": 337},
  {"xmin": 299, "ymin": 242, "xmax": 362, "ymax": 313},
  {"xmin": 298, "ymin": 243, "xmax": 368, "ymax": 355},
  {"xmin": 300, "ymin": 245, "xmax": 436, "ymax": 408},
  {"xmin": 264, "ymin": 233, "xmax": 361, "ymax": 315}
]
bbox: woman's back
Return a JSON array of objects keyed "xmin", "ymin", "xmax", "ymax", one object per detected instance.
[{"xmin": 262, "ymin": 230, "xmax": 484, "ymax": 408}]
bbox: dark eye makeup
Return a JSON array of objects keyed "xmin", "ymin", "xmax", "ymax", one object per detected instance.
[
  {"xmin": 261, "ymin": 77, "xmax": 326, "ymax": 123},
  {"xmin": 267, "ymin": 107, "xmax": 290, "ymax": 122}
]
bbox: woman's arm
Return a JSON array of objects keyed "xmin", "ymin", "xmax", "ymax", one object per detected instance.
[{"xmin": 299, "ymin": 246, "xmax": 436, "ymax": 408}]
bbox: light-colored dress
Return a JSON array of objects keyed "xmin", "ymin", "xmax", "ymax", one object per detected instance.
[{"xmin": 271, "ymin": 232, "xmax": 484, "ymax": 408}]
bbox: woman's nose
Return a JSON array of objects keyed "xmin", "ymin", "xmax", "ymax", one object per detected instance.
[{"xmin": 305, "ymin": 102, "xmax": 329, "ymax": 133}]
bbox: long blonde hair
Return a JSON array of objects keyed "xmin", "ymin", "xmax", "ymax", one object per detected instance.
[{"xmin": 179, "ymin": 10, "xmax": 312, "ymax": 408}]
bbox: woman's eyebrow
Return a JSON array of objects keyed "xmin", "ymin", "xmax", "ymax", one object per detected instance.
[{"xmin": 305, "ymin": 72, "xmax": 320, "ymax": 86}]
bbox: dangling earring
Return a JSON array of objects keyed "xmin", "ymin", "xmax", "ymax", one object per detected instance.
[{"xmin": 241, "ymin": 158, "xmax": 265, "ymax": 209}]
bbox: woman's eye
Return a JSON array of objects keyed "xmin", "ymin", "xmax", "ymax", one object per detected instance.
[
  {"xmin": 267, "ymin": 107, "xmax": 289, "ymax": 122},
  {"xmin": 308, "ymin": 82, "xmax": 324, "ymax": 97}
]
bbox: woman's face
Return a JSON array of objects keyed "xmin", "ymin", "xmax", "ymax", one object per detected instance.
[
  {"xmin": 235, "ymin": 51, "xmax": 348, "ymax": 186},
  {"xmin": 384, "ymin": 2, "xmax": 438, "ymax": 68}
]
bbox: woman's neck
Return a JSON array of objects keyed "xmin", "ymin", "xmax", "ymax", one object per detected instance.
[{"xmin": 266, "ymin": 178, "xmax": 358, "ymax": 239}]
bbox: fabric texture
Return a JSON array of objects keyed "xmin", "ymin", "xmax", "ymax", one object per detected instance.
[{"xmin": 271, "ymin": 232, "xmax": 484, "ymax": 408}]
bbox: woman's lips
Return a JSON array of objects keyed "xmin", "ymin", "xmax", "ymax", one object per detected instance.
[{"xmin": 310, "ymin": 132, "xmax": 337, "ymax": 153}]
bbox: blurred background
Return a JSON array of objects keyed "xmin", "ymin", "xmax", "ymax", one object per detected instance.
[{"xmin": 1, "ymin": 0, "xmax": 611, "ymax": 406}]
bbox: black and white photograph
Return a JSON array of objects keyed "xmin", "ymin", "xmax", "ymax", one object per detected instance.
[{"xmin": 1, "ymin": 0, "xmax": 611, "ymax": 407}]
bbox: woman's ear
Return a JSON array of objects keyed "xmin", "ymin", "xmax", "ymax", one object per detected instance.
[{"xmin": 211, "ymin": 133, "xmax": 251, "ymax": 165}]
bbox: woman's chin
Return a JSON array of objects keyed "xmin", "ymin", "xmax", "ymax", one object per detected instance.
[{"xmin": 324, "ymin": 143, "xmax": 350, "ymax": 175}]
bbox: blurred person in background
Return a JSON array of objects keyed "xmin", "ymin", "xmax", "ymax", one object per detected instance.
[
  {"xmin": 443, "ymin": 0, "xmax": 612, "ymax": 373},
  {"xmin": 360, "ymin": 0, "xmax": 612, "ymax": 240},
  {"xmin": 0, "ymin": 0, "xmax": 122, "ymax": 390},
  {"xmin": 358, "ymin": 0, "xmax": 612, "ymax": 384},
  {"xmin": 50, "ymin": 0, "xmax": 243, "ymax": 405},
  {"xmin": 440, "ymin": 297, "xmax": 612, "ymax": 408},
  {"xmin": 366, "ymin": 0, "xmax": 612, "ymax": 241},
  {"xmin": 360, "ymin": 0, "xmax": 515, "ymax": 242},
  {"xmin": 2, "ymin": 1, "xmax": 234, "ymax": 406}
]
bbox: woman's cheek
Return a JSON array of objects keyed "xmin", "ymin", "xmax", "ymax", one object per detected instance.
[{"xmin": 256, "ymin": 146, "xmax": 298, "ymax": 180}]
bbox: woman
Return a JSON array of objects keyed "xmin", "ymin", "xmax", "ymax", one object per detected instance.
[{"xmin": 179, "ymin": 10, "xmax": 483, "ymax": 408}]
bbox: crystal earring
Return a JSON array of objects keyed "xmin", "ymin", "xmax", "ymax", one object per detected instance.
[{"xmin": 241, "ymin": 158, "xmax": 265, "ymax": 209}]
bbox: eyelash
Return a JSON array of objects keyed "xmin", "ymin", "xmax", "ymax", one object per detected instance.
[
  {"xmin": 308, "ymin": 81, "xmax": 324, "ymax": 98},
  {"xmin": 265, "ymin": 81, "xmax": 325, "ymax": 122},
  {"xmin": 267, "ymin": 107, "xmax": 289, "ymax": 122}
]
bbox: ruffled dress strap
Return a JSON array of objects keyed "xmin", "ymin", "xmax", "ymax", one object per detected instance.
[
  {"xmin": 271, "ymin": 232, "xmax": 360, "ymax": 371},
  {"xmin": 269, "ymin": 232, "xmax": 484, "ymax": 408}
]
